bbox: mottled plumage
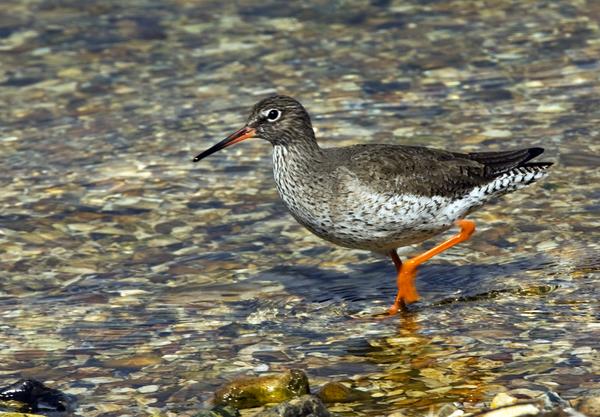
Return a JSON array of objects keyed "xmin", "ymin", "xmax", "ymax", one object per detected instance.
[{"xmin": 193, "ymin": 95, "xmax": 552, "ymax": 313}]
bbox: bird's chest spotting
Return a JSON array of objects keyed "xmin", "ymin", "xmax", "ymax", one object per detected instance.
[{"xmin": 271, "ymin": 147, "xmax": 334, "ymax": 234}]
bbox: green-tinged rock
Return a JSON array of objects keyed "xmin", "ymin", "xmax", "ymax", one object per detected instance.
[
  {"xmin": 0, "ymin": 413, "xmax": 47, "ymax": 417},
  {"xmin": 214, "ymin": 369, "xmax": 309, "ymax": 409},
  {"xmin": 316, "ymin": 382, "xmax": 370, "ymax": 403},
  {"xmin": 194, "ymin": 405, "xmax": 240, "ymax": 417},
  {"xmin": 0, "ymin": 401, "xmax": 28, "ymax": 413},
  {"xmin": 252, "ymin": 395, "xmax": 331, "ymax": 417}
]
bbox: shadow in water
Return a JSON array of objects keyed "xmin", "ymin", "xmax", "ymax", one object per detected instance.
[{"xmin": 249, "ymin": 252, "xmax": 556, "ymax": 310}]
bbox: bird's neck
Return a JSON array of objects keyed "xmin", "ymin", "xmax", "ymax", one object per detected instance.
[
  {"xmin": 272, "ymin": 140, "xmax": 322, "ymax": 170},
  {"xmin": 272, "ymin": 129, "xmax": 323, "ymax": 166}
]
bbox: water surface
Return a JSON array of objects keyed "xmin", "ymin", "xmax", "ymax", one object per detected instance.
[{"xmin": 0, "ymin": 1, "xmax": 599, "ymax": 416}]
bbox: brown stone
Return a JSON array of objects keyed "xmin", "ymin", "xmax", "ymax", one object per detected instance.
[{"xmin": 316, "ymin": 381, "xmax": 370, "ymax": 403}]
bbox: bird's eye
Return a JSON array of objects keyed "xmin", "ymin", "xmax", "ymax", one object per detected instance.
[{"xmin": 265, "ymin": 109, "xmax": 281, "ymax": 122}]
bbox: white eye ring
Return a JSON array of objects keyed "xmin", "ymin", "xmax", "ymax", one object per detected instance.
[{"xmin": 263, "ymin": 108, "xmax": 281, "ymax": 122}]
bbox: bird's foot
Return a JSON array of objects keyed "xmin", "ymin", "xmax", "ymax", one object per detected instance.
[
  {"xmin": 387, "ymin": 300, "xmax": 407, "ymax": 316},
  {"xmin": 388, "ymin": 262, "xmax": 419, "ymax": 315}
]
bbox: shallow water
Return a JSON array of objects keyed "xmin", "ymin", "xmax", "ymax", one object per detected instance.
[{"xmin": 0, "ymin": 1, "xmax": 599, "ymax": 416}]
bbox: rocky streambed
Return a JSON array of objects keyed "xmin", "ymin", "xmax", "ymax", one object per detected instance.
[{"xmin": 1, "ymin": 0, "xmax": 599, "ymax": 416}]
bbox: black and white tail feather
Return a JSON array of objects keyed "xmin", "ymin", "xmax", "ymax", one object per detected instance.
[{"xmin": 464, "ymin": 147, "xmax": 552, "ymax": 207}]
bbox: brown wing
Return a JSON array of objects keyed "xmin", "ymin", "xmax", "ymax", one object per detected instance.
[{"xmin": 327, "ymin": 145, "xmax": 548, "ymax": 197}]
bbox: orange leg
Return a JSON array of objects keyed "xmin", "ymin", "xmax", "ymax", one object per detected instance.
[{"xmin": 388, "ymin": 219, "xmax": 476, "ymax": 315}]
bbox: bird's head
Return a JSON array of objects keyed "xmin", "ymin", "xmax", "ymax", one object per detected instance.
[{"xmin": 193, "ymin": 95, "xmax": 315, "ymax": 162}]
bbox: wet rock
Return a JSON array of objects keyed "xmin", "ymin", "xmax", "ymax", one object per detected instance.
[
  {"xmin": 574, "ymin": 395, "xmax": 600, "ymax": 417},
  {"xmin": 101, "ymin": 354, "xmax": 162, "ymax": 369},
  {"xmin": 252, "ymin": 395, "xmax": 331, "ymax": 417},
  {"xmin": 316, "ymin": 382, "xmax": 369, "ymax": 403},
  {"xmin": 539, "ymin": 391, "xmax": 570, "ymax": 411},
  {"xmin": 491, "ymin": 393, "xmax": 519, "ymax": 409},
  {"xmin": 477, "ymin": 391, "xmax": 578, "ymax": 417},
  {"xmin": 0, "ymin": 380, "xmax": 72, "ymax": 413},
  {"xmin": 387, "ymin": 412, "xmax": 409, "ymax": 417},
  {"xmin": 0, "ymin": 413, "xmax": 47, "ymax": 417},
  {"xmin": 0, "ymin": 29, "xmax": 37, "ymax": 51},
  {"xmin": 474, "ymin": 403, "xmax": 540, "ymax": 417},
  {"xmin": 214, "ymin": 370, "xmax": 309, "ymax": 409},
  {"xmin": 511, "ymin": 389, "xmax": 547, "ymax": 401},
  {"xmin": 0, "ymin": 402, "xmax": 29, "ymax": 413},
  {"xmin": 438, "ymin": 403, "xmax": 463, "ymax": 417},
  {"xmin": 194, "ymin": 405, "xmax": 241, "ymax": 417}
]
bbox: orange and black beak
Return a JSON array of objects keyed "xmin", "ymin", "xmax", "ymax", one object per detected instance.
[{"xmin": 193, "ymin": 126, "xmax": 256, "ymax": 162}]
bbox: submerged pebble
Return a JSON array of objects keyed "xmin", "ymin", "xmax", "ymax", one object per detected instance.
[
  {"xmin": 194, "ymin": 405, "xmax": 241, "ymax": 417},
  {"xmin": 491, "ymin": 393, "xmax": 519, "ymax": 409},
  {"xmin": 252, "ymin": 395, "xmax": 331, "ymax": 417},
  {"xmin": 316, "ymin": 381, "xmax": 370, "ymax": 403},
  {"xmin": 574, "ymin": 395, "xmax": 600, "ymax": 417},
  {"xmin": 475, "ymin": 404, "xmax": 540, "ymax": 417}
]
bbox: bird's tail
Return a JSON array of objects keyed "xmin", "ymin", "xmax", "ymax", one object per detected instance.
[
  {"xmin": 465, "ymin": 147, "xmax": 553, "ymax": 197},
  {"xmin": 483, "ymin": 161, "xmax": 553, "ymax": 196}
]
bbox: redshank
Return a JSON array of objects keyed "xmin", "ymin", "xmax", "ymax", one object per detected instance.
[{"xmin": 193, "ymin": 95, "xmax": 552, "ymax": 314}]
